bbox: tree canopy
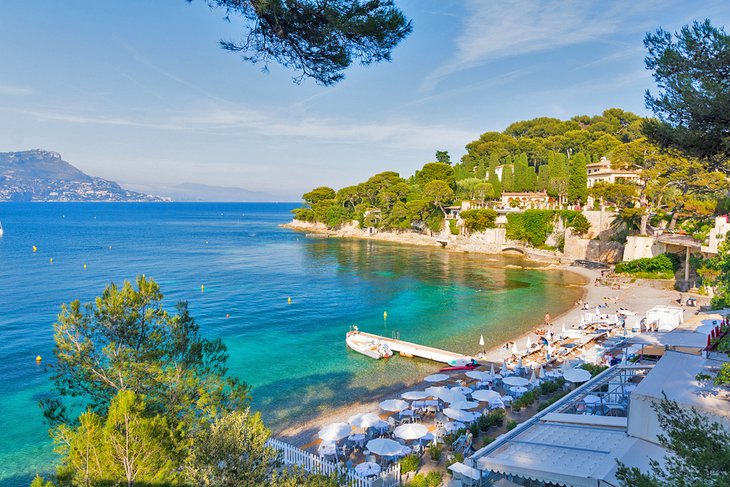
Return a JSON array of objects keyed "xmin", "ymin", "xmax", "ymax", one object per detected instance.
[
  {"xmin": 643, "ymin": 20, "xmax": 730, "ymax": 171},
  {"xmin": 200, "ymin": 0, "xmax": 412, "ymax": 85}
]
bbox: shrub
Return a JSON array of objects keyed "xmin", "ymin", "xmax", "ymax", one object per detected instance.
[
  {"xmin": 460, "ymin": 208, "xmax": 498, "ymax": 232},
  {"xmin": 614, "ymin": 253, "xmax": 679, "ymax": 279},
  {"xmin": 408, "ymin": 473, "xmax": 427, "ymax": 487},
  {"xmin": 580, "ymin": 363, "xmax": 609, "ymax": 377},
  {"xmin": 488, "ymin": 408, "xmax": 505, "ymax": 426},
  {"xmin": 482, "ymin": 436, "xmax": 495, "ymax": 446},
  {"xmin": 399, "ymin": 454, "xmax": 420, "ymax": 474},
  {"xmin": 449, "ymin": 219, "xmax": 459, "ymax": 235},
  {"xmin": 568, "ymin": 212, "xmax": 591, "ymax": 236},
  {"xmin": 506, "ymin": 210, "xmax": 556, "ymax": 247},
  {"xmin": 715, "ymin": 362, "xmax": 730, "ymax": 386},
  {"xmin": 506, "ymin": 420, "xmax": 518, "ymax": 431},
  {"xmin": 537, "ymin": 390, "xmax": 569, "ymax": 411},
  {"xmin": 478, "ymin": 414, "xmax": 491, "ymax": 432},
  {"xmin": 469, "ymin": 422, "xmax": 480, "ymax": 437},
  {"xmin": 428, "ymin": 443, "xmax": 442, "ymax": 462},
  {"xmin": 425, "ymin": 471, "xmax": 443, "ymax": 487},
  {"xmin": 292, "ymin": 207, "xmax": 315, "ymax": 222}
]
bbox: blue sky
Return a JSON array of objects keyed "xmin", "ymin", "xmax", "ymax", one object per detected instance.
[{"xmin": 1, "ymin": 1, "xmax": 728, "ymax": 200}]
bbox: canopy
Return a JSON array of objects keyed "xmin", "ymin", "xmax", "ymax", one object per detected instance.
[
  {"xmin": 502, "ymin": 376, "xmax": 529, "ymax": 387},
  {"xmin": 471, "ymin": 389, "xmax": 501, "ymax": 403},
  {"xmin": 393, "ymin": 423, "xmax": 429, "ymax": 441},
  {"xmin": 443, "ymin": 407, "xmax": 478, "ymax": 422},
  {"xmin": 466, "ymin": 370, "xmax": 491, "ymax": 381},
  {"xmin": 401, "ymin": 390, "xmax": 430, "ymax": 400},
  {"xmin": 449, "ymin": 400, "xmax": 480, "ymax": 410},
  {"xmin": 366, "ymin": 438, "xmax": 403, "ymax": 456},
  {"xmin": 379, "ymin": 399, "xmax": 409, "ymax": 412},
  {"xmin": 318, "ymin": 422, "xmax": 352, "ymax": 442},
  {"xmin": 424, "ymin": 373, "xmax": 449, "ymax": 383},
  {"xmin": 348, "ymin": 412, "xmax": 383, "ymax": 429},
  {"xmin": 563, "ymin": 368, "xmax": 592, "ymax": 383}
]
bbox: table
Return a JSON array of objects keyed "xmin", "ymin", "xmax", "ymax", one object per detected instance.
[
  {"xmin": 348, "ymin": 433, "xmax": 367, "ymax": 448},
  {"xmin": 583, "ymin": 394, "xmax": 601, "ymax": 405},
  {"xmin": 318, "ymin": 442, "xmax": 336, "ymax": 456},
  {"xmin": 355, "ymin": 462, "xmax": 381, "ymax": 477}
]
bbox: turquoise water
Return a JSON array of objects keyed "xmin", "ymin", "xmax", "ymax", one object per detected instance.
[{"xmin": 0, "ymin": 203, "xmax": 584, "ymax": 484}]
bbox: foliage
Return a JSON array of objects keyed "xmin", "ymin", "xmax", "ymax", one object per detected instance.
[
  {"xmin": 408, "ymin": 471, "xmax": 442, "ymax": 487},
  {"xmin": 590, "ymin": 182, "xmax": 639, "ymax": 208},
  {"xmin": 29, "ymin": 476, "xmax": 54, "ymax": 487},
  {"xmin": 715, "ymin": 363, "xmax": 730, "ymax": 386},
  {"xmin": 537, "ymin": 391, "xmax": 569, "ymax": 412},
  {"xmin": 428, "ymin": 443, "xmax": 442, "ymax": 461},
  {"xmin": 615, "ymin": 254, "xmax": 679, "ymax": 279},
  {"xmin": 580, "ymin": 363, "xmax": 609, "ymax": 377},
  {"xmin": 506, "ymin": 420, "xmax": 518, "ymax": 431},
  {"xmin": 416, "ymin": 162, "xmax": 455, "ymax": 188},
  {"xmin": 699, "ymin": 232, "xmax": 730, "ymax": 309},
  {"xmin": 398, "ymin": 453, "xmax": 420, "ymax": 474},
  {"xmin": 506, "ymin": 210, "xmax": 556, "ymax": 247},
  {"xmin": 422, "ymin": 180, "xmax": 454, "ymax": 213},
  {"xmin": 53, "ymin": 390, "xmax": 179, "ymax": 487},
  {"xmin": 568, "ymin": 153, "xmax": 588, "ymax": 204},
  {"xmin": 460, "ymin": 209, "xmax": 498, "ymax": 233},
  {"xmin": 435, "ymin": 150, "xmax": 451, "ymax": 165},
  {"xmin": 204, "ymin": 0, "xmax": 412, "ymax": 86},
  {"xmin": 616, "ymin": 397, "xmax": 730, "ymax": 486},
  {"xmin": 44, "ymin": 276, "xmax": 249, "ymax": 430},
  {"xmin": 449, "ymin": 219, "xmax": 459, "ymax": 235},
  {"xmin": 569, "ymin": 212, "xmax": 591, "ymax": 236},
  {"xmin": 643, "ymin": 20, "xmax": 730, "ymax": 172},
  {"xmin": 612, "ymin": 207, "xmax": 645, "ymax": 235}
]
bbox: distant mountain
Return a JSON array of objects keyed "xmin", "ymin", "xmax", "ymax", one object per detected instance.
[
  {"xmin": 0, "ymin": 150, "xmax": 168, "ymax": 202},
  {"xmin": 156, "ymin": 182, "xmax": 276, "ymax": 202}
]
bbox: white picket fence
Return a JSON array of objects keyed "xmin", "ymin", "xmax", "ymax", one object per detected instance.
[{"xmin": 267, "ymin": 438, "xmax": 401, "ymax": 487}]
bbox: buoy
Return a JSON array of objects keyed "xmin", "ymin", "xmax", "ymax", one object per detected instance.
[
  {"xmin": 383, "ymin": 311, "xmax": 388, "ymax": 320},
  {"xmin": 32, "ymin": 245, "xmax": 37, "ymax": 252},
  {"xmin": 83, "ymin": 263, "xmax": 87, "ymax": 269},
  {"xmin": 201, "ymin": 284, "xmax": 205, "ymax": 292},
  {"xmin": 109, "ymin": 246, "xmax": 112, "ymax": 249},
  {"xmin": 50, "ymin": 257, "xmax": 53, "ymax": 264},
  {"xmin": 288, "ymin": 297, "xmax": 292, "ymax": 304},
  {"xmin": 35, "ymin": 355, "xmax": 42, "ymax": 362},
  {"xmin": 226, "ymin": 313, "xmax": 230, "ymax": 319}
]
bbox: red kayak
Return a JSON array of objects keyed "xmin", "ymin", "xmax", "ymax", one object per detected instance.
[{"xmin": 439, "ymin": 362, "xmax": 478, "ymax": 372}]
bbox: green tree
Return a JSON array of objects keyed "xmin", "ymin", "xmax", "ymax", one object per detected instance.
[
  {"xmin": 589, "ymin": 182, "xmax": 639, "ymax": 208},
  {"xmin": 699, "ymin": 231, "xmax": 730, "ymax": 308},
  {"xmin": 616, "ymin": 397, "xmax": 730, "ymax": 486},
  {"xmin": 44, "ymin": 276, "xmax": 249, "ymax": 431},
  {"xmin": 416, "ymin": 162, "xmax": 455, "ymax": 187},
  {"xmin": 568, "ymin": 153, "xmax": 588, "ymax": 204},
  {"xmin": 54, "ymin": 391, "xmax": 179, "ymax": 487},
  {"xmin": 501, "ymin": 164, "xmax": 515, "ymax": 192},
  {"xmin": 435, "ymin": 150, "xmax": 451, "ymax": 165},
  {"xmin": 422, "ymin": 180, "xmax": 454, "ymax": 215},
  {"xmin": 460, "ymin": 209, "xmax": 498, "ymax": 233},
  {"xmin": 205, "ymin": 0, "xmax": 412, "ymax": 86},
  {"xmin": 643, "ymin": 20, "xmax": 730, "ymax": 172},
  {"xmin": 184, "ymin": 409, "xmax": 280, "ymax": 487},
  {"xmin": 569, "ymin": 213, "xmax": 591, "ymax": 236},
  {"xmin": 303, "ymin": 186, "xmax": 336, "ymax": 205}
]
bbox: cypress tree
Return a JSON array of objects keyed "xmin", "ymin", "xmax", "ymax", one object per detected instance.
[
  {"xmin": 568, "ymin": 152, "xmax": 588, "ymax": 204},
  {"xmin": 501, "ymin": 164, "xmax": 515, "ymax": 192}
]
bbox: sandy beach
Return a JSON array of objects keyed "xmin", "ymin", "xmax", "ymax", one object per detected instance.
[{"xmin": 272, "ymin": 263, "xmax": 704, "ymax": 448}]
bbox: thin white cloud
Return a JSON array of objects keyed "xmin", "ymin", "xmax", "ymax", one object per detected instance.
[
  {"xmin": 0, "ymin": 84, "xmax": 33, "ymax": 96},
  {"xmin": 421, "ymin": 0, "xmax": 659, "ymax": 91}
]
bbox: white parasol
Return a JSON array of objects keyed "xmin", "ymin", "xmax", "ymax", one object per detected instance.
[
  {"xmin": 471, "ymin": 389, "xmax": 501, "ymax": 403},
  {"xmin": 563, "ymin": 368, "xmax": 592, "ymax": 383},
  {"xmin": 379, "ymin": 399, "xmax": 409, "ymax": 412},
  {"xmin": 466, "ymin": 370, "xmax": 490, "ymax": 381},
  {"xmin": 537, "ymin": 365, "xmax": 545, "ymax": 379},
  {"xmin": 401, "ymin": 390, "xmax": 430, "ymax": 401},
  {"xmin": 442, "ymin": 407, "xmax": 478, "ymax": 422},
  {"xmin": 528, "ymin": 369, "xmax": 537, "ymax": 385},
  {"xmin": 424, "ymin": 373, "xmax": 449, "ymax": 383},
  {"xmin": 318, "ymin": 422, "xmax": 352, "ymax": 442},
  {"xmin": 449, "ymin": 400, "xmax": 480, "ymax": 410},
  {"xmin": 366, "ymin": 438, "xmax": 403, "ymax": 457},
  {"xmin": 511, "ymin": 342, "xmax": 518, "ymax": 355},
  {"xmin": 393, "ymin": 423, "xmax": 429, "ymax": 441},
  {"xmin": 348, "ymin": 413, "xmax": 383, "ymax": 429},
  {"xmin": 526, "ymin": 336, "xmax": 532, "ymax": 349},
  {"xmin": 502, "ymin": 376, "xmax": 529, "ymax": 387}
]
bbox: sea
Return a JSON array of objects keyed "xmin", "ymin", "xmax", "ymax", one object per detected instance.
[{"xmin": 0, "ymin": 203, "xmax": 585, "ymax": 485}]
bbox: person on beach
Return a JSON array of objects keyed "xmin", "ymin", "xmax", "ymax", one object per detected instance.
[{"xmin": 544, "ymin": 312, "xmax": 551, "ymax": 326}]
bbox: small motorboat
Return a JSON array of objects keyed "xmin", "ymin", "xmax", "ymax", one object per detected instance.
[
  {"xmin": 440, "ymin": 358, "xmax": 478, "ymax": 371},
  {"xmin": 346, "ymin": 330, "xmax": 393, "ymax": 359}
]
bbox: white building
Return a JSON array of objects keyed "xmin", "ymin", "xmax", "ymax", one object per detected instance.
[{"xmin": 586, "ymin": 157, "xmax": 641, "ymax": 188}]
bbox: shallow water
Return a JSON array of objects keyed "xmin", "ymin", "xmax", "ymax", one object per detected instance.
[{"xmin": 0, "ymin": 203, "xmax": 584, "ymax": 484}]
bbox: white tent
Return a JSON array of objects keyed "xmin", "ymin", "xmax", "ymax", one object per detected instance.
[{"xmin": 645, "ymin": 306, "xmax": 684, "ymax": 331}]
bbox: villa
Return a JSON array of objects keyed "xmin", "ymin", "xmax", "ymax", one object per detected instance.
[{"xmin": 586, "ymin": 158, "xmax": 641, "ymax": 188}]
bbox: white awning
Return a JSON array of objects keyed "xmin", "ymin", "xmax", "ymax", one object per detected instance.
[{"xmin": 627, "ymin": 332, "xmax": 707, "ymax": 349}]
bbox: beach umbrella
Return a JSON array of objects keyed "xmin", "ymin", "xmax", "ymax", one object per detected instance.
[
  {"xmin": 537, "ymin": 365, "xmax": 545, "ymax": 379},
  {"xmin": 560, "ymin": 359, "xmax": 571, "ymax": 372},
  {"xmin": 517, "ymin": 358, "xmax": 523, "ymax": 370},
  {"xmin": 425, "ymin": 385, "xmax": 449, "ymax": 397},
  {"xmin": 424, "ymin": 373, "xmax": 449, "ymax": 383},
  {"xmin": 393, "ymin": 423, "xmax": 429, "ymax": 441},
  {"xmin": 490, "ymin": 363, "xmax": 496, "ymax": 377},
  {"xmin": 441, "ymin": 391, "xmax": 467, "ymax": 404},
  {"xmin": 348, "ymin": 413, "xmax": 383, "ymax": 429},
  {"xmin": 379, "ymin": 399, "xmax": 409, "ymax": 412},
  {"xmin": 442, "ymin": 408, "xmax": 478, "ymax": 422},
  {"xmin": 529, "ymin": 369, "xmax": 537, "ymax": 385},
  {"xmin": 563, "ymin": 368, "xmax": 592, "ymax": 384},
  {"xmin": 479, "ymin": 334, "xmax": 485, "ymax": 355},
  {"xmin": 526, "ymin": 336, "xmax": 532, "ymax": 349},
  {"xmin": 366, "ymin": 438, "xmax": 403, "ymax": 457},
  {"xmin": 471, "ymin": 389, "xmax": 501, "ymax": 403},
  {"xmin": 500, "ymin": 359, "xmax": 509, "ymax": 376},
  {"xmin": 510, "ymin": 386, "xmax": 528, "ymax": 394},
  {"xmin": 450, "ymin": 386, "xmax": 472, "ymax": 395},
  {"xmin": 511, "ymin": 342, "xmax": 518, "ymax": 355},
  {"xmin": 401, "ymin": 390, "xmax": 430, "ymax": 401},
  {"xmin": 502, "ymin": 376, "xmax": 529, "ymax": 387},
  {"xmin": 449, "ymin": 400, "xmax": 480, "ymax": 410},
  {"xmin": 318, "ymin": 422, "xmax": 352, "ymax": 442},
  {"xmin": 466, "ymin": 370, "xmax": 490, "ymax": 381},
  {"xmin": 562, "ymin": 323, "xmax": 567, "ymax": 334},
  {"xmin": 545, "ymin": 369, "xmax": 562, "ymax": 378}
]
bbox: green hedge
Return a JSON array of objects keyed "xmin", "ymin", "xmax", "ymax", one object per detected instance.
[{"xmin": 614, "ymin": 253, "xmax": 680, "ymax": 279}]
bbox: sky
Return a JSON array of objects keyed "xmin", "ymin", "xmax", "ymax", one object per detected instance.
[{"xmin": 1, "ymin": 0, "xmax": 729, "ymax": 200}]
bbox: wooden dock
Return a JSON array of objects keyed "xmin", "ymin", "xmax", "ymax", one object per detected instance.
[{"xmin": 349, "ymin": 331, "xmax": 474, "ymax": 365}]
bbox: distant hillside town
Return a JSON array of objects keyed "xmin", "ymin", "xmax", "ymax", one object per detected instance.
[{"xmin": 0, "ymin": 150, "xmax": 169, "ymax": 202}]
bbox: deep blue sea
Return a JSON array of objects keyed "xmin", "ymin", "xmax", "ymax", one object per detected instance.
[{"xmin": 0, "ymin": 203, "xmax": 584, "ymax": 484}]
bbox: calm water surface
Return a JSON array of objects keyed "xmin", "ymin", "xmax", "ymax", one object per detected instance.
[{"xmin": 0, "ymin": 203, "xmax": 584, "ymax": 484}]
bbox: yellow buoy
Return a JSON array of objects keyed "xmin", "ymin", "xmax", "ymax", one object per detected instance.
[
  {"xmin": 83, "ymin": 263, "xmax": 87, "ymax": 269},
  {"xmin": 49, "ymin": 257, "xmax": 53, "ymax": 264},
  {"xmin": 201, "ymin": 284, "xmax": 205, "ymax": 292},
  {"xmin": 288, "ymin": 297, "xmax": 292, "ymax": 304},
  {"xmin": 383, "ymin": 311, "xmax": 388, "ymax": 320},
  {"xmin": 32, "ymin": 245, "xmax": 37, "ymax": 252},
  {"xmin": 36, "ymin": 355, "xmax": 42, "ymax": 362}
]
